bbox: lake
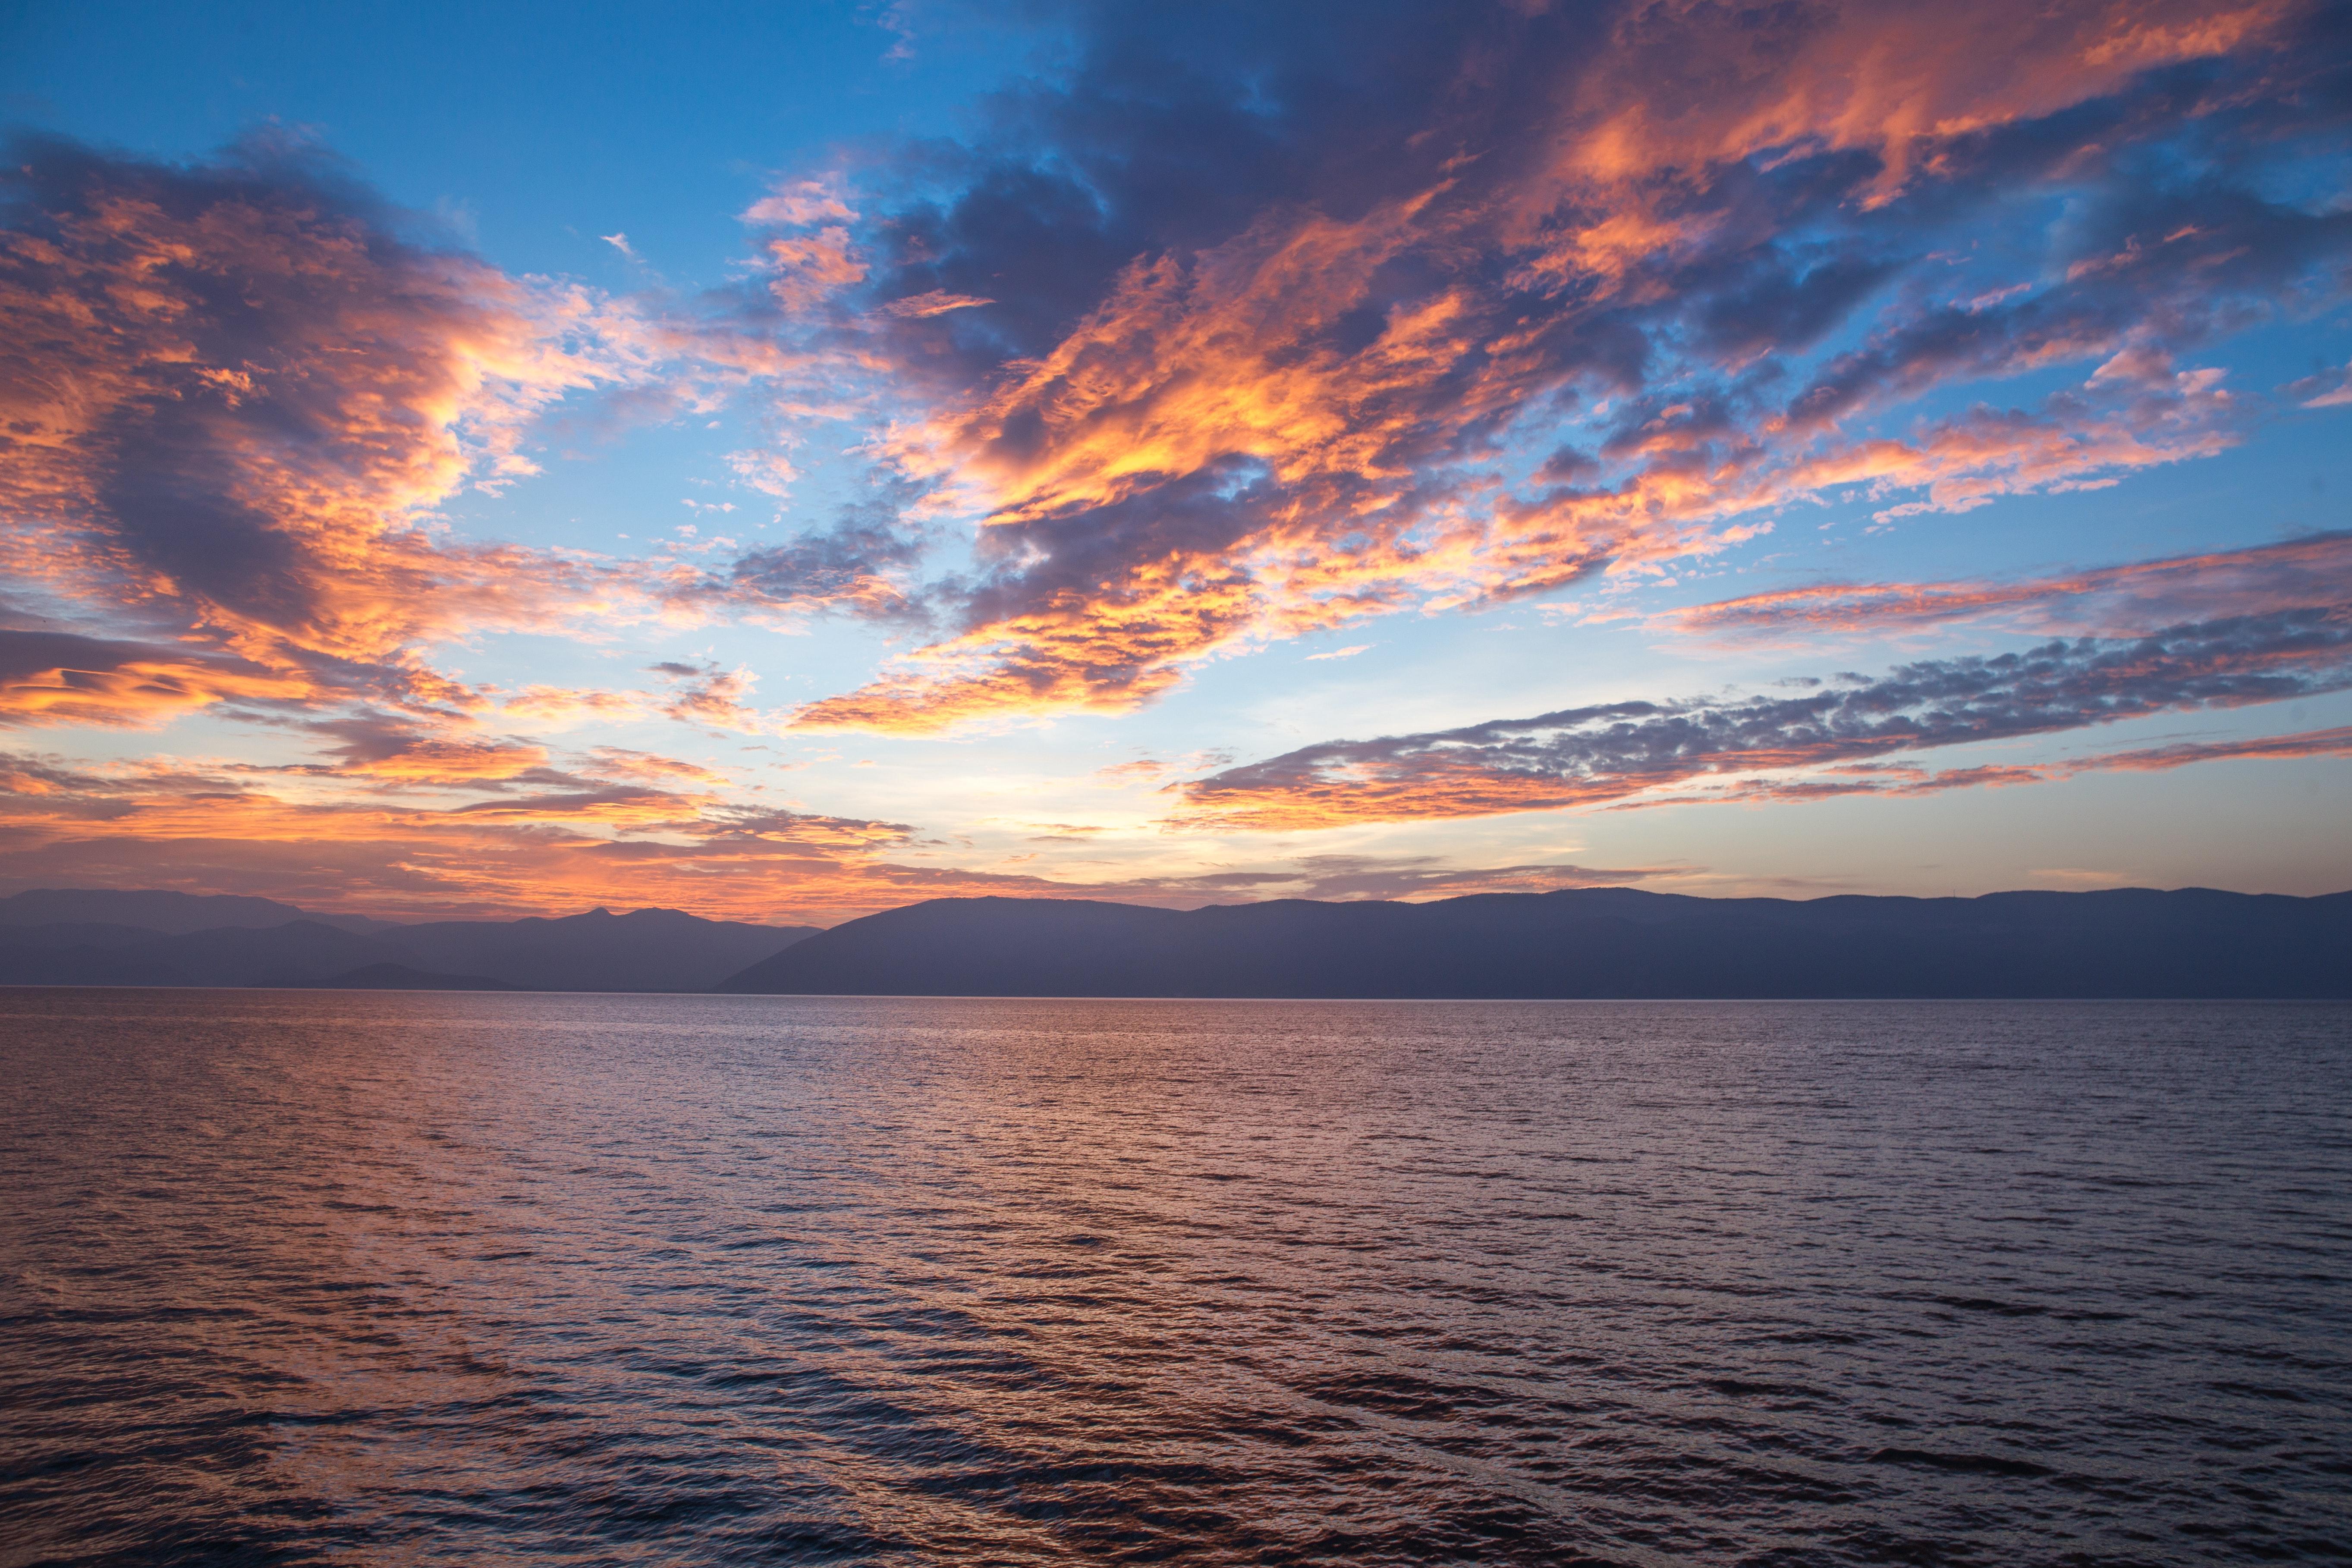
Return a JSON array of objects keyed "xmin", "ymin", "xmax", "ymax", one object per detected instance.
[{"xmin": 2, "ymin": 991, "xmax": 2346, "ymax": 1564}]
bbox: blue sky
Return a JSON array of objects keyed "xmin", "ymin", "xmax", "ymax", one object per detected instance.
[{"xmin": 2, "ymin": 0, "xmax": 2347, "ymax": 920}]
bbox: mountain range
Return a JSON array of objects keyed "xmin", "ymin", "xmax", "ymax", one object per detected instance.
[
  {"xmin": 719, "ymin": 887, "xmax": 2352, "ymax": 999},
  {"xmin": 0, "ymin": 886, "xmax": 2344, "ymax": 997},
  {"xmin": 0, "ymin": 890, "xmax": 819, "ymax": 991}
]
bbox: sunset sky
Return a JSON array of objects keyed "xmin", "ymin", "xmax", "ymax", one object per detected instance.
[{"xmin": 3, "ymin": 0, "xmax": 2348, "ymax": 923}]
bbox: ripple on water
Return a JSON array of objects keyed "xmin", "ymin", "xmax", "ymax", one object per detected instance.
[{"xmin": 1, "ymin": 992, "xmax": 2348, "ymax": 1565}]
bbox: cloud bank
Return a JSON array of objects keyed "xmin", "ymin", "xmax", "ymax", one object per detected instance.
[
  {"xmin": 744, "ymin": 0, "xmax": 2351, "ymax": 731},
  {"xmin": 0, "ymin": 743, "xmax": 1660, "ymax": 922},
  {"xmin": 4, "ymin": 8, "xmax": 2349, "ymax": 918}
]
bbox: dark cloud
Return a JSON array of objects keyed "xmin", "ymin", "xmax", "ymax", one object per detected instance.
[
  {"xmin": 722, "ymin": 487, "xmax": 931, "ymax": 623},
  {"xmin": 0, "ymin": 130, "xmax": 646, "ymax": 713},
  {"xmin": 0, "ymin": 626, "xmax": 314, "ymax": 726},
  {"xmin": 1669, "ymin": 532, "xmax": 2352, "ymax": 641},
  {"xmin": 0, "ymin": 629, "xmax": 182, "ymax": 684},
  {"xmin": 748, "ymin": 0, "xmax": 2352, "ymax": 729},
  {"xmin": 303, "ymin": 711, "xmax": 551, "ymax": 782},
  {"xmin": 1785, "ymin": 176, "xmax": 2352, "ymax": 431},
  {"xmin": 1175, "ymin": 603, "xmax": 2352, "ymax": 828}
]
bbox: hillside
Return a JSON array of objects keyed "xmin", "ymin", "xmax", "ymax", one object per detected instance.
[
  {"xmin": 0, "ymin": 901, "xmax": 821, "ymax": 991},
  {"xmin": 717, "ymin": 888, "xmax": 2352, "ymax": 999}
]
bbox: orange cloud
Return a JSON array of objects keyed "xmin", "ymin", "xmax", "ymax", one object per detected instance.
[
  {"xmin": 1553, "ymin": 0, "xmax": 2295, "ymax": 198},
  {"xmin": 0, "ymin": 630, "xmax": 319, "ymax": 726},
  {"xmin": 340, "ymin": 737, "xmax": 551, "ymax": 782},
  {"xmin": 769, "ymin": 0, "xmax": 2337, "ymax": 732},
  {"xmin": 650, "ymin": 661, "xmax": 773, "ymax": 733},
  {"xmin": 801, "ymin": 338, "xmax": 2246, "ymax": 730},
  {"xmin": 0, "ymin": 746, "xmax": 1663, "ymax": 924},
  {"xmin": 578, "ymin": 747, "xmax": 731, "ymax": 786},
  {"xmin": 0, "ymin": 742, "xmax": 924, "ymax": 919},
  {"xmin": 0, "ymin": 138, "xmax": 653, "ymax": 679},
  {"xmin": 0, "ymin": 134, "xmax": 816, "ymax": 755},
  {"xmin": 498, "ymin": 686, "xmax": 651, "ymax": 725}
]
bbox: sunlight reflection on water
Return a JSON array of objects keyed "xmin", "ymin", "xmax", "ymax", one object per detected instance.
[{"xmin": 3, "ymin": 992, "xmax": 2347, "ymax": 1564}]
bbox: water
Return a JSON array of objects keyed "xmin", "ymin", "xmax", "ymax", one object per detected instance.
[{"xmin": 2, "ymin": 992, "xmax": 2347, "ymax": 1566}]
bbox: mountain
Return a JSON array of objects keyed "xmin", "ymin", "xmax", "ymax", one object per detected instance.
[
  {"xmin": 367, "ymin": 908, "xmax": 821, "ymax": 992},
  {"xmin": 0, "ymin": 899, "xmax": 821, "ymax": 991},
  {"xmin": 0, "ymin": 887, "xmax": 396, "ymax": 934},
  {"xmin": 302, "ymin": 962, "xmax": 520, "ymax": 991},
  {"xmin": 10, "ymin": 885, "xmax": 2341, "ymax": 998},
  {"xmin": 717, "ymin": 888, "xmax": 2352, "ymax": 999}
]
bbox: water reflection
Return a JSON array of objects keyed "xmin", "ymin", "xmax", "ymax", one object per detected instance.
[{"xmin": 3, "ymin": 992, "xmax": 2347, "ymax": 1563}]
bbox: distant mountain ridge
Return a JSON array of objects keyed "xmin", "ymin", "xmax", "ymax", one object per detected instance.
[
  {"xmin": 0, "ymin": 896, "xmax": 821, "ymax": 992},
  {"xmin": 0, "ymin": 887, "xmax": 398, "ymax": 935},
  {"xmin": 717, "ymin": 888, "xmax": 2352, "ymax": 999},
  {"xmin": 299, "ymin": 962, "xmax": 521, "ymax": 991},
  {"xmin": 5, "ymin": 886, "xmax": 2346, "ymax": 997}
]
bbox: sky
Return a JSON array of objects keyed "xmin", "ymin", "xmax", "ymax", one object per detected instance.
[{"xmin": 1, "ymin": 0, "xmax": 2348, "ymax": 924}]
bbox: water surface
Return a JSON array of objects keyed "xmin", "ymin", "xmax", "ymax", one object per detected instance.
[{"xmin": 3, "ymin": 992, "xmax": 2347, "ymax": 1564}]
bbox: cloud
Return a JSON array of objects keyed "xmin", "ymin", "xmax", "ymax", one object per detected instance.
[
  {"xmin": 1091, "ymin": 757, "xmax": 1174, "ymax": 786},
  {"xmin": 880, "ymin": 290, "xmax": 996, "ymax": 319},
  {"xmin": 308, "ymin": 712, "xmax": 553, "ymax": 782},
  {"xmin": 2081, "ymin": 724, "xmax": 2352, "ymax": 773},
  {"xmin": 740, "ymin": 178, "xmax": 855, "ymax": 228},
  {"xmin": 1668, "ymin": 531, "xmax": 2352, "ymax": 642},
  {"xmin": 0, "ymin": 130, "xmax": 703, "ymax": 736},
  {"xmin": 650, "ymin": 660, "xmax": 770, "ymax": 733},
  {"xmin": 0, "ymin": 745, "xmax": 928, "ymax": 921},
  {"xmin": 1306, "ymin": 644, "xmax": 1371, "ymax": 662},
  {"xmin": 1610, "ymin": 724, "xmax": 2352, "ymax": 810},
  {"xmin": 497, "ymin": 685, "xmax": 650, "ymax": 725},
  {"xmin": 1132, "ymin": 855, "xmax": 1667, "ymax": 902},
  {"xmin": 737, "ymin": 0, "xmax": 2352, "ymax": 731},
  {"xmin": 0, "ymin": 129, "xmax": 898, "ymax": 741},
  {"xmin": 760, "ymin": 226, "xmax": 867, "ymax": 313},
  {"xmin": 1172, "ymin": 601, "xmax": 2352, "ymax": 829},
  {"xmin": 577, "ymin": 747, "xmax": 730, "ymax": 786},
  {"xmin": 2286, "ymin": 359, "xmax": 2352, "ymax": 408},
  {"xmin": 0, "ymin": 744, "xmax": 1667, "ymax": 922},
  {"xmin": 718, "ymin": 486, "xmax": 931, "ymax": 623},
  {"xmin": 0, "ymin": 628, "xmax": 317, "ymax": 727}
]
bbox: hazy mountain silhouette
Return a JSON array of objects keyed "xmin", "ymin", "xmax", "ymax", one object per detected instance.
[
  {"xmin": 300, "ymin": 962, "xmax": 521, "ymax": 991},
  {"xmin": 718, "ymin": 888, "xmax": 2352, "ymax": 999},
  {"xmin": 379, "ymin": 908, "xmax": 819, "ymax": 992},
  {"xmin": 0, "ymin": 899, "xmax": 819, "ymax": 991},
  {"xmin": 0, "ymin": 887, "xmax": 395, "ymax": 934},
  {"xmin": 7, "ymin": 886, "xmax": 2343, "ymax": 996}
]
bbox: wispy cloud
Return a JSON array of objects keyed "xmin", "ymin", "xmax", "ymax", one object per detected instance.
[
  {"xmin": 648, "ymin": 660, "xmax": 772, "ymax": 734},
  {"xmin": 0, "ymin": 745, "xmax": 916, "ymax": 921},
  {"xmin": 0, "ymin": 745, "xmax": 1664, "ymax": 922},
  {"xmin": 1173, "ymin": 602, "xmax": 2352, "ymax": 830},
  {"xmin": 1666, "ymin": 533, "xmax": 2352, "ymax": 643}
]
